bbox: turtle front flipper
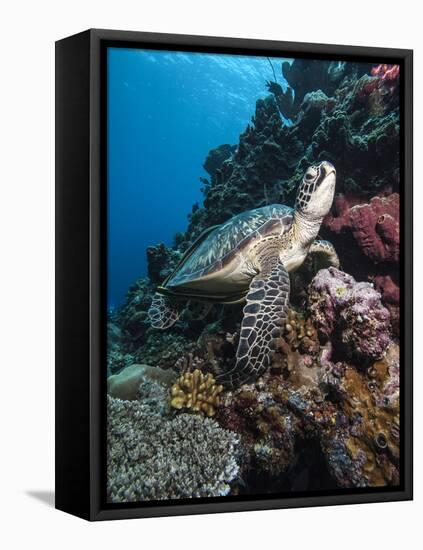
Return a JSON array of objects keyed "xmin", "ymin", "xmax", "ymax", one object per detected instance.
[
  {"xmin": 217, "ymin": 256, "xmax": 290, "ymax": 388},
  {"xmin": 308, "ymin": 239, "xmax": 340, "ymax": 270},
  {"xmin": 148, "ymin": 293, "xmax": 182, "ymax": 329}
]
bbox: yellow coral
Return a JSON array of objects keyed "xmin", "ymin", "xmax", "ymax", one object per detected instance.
[
  {"xmin": 284, "ymin": 309, "xmax": 318, "ymax": 353},
  {"xmin": 170, "ymin": 369, "xmax": 223, "ymax": 417}
]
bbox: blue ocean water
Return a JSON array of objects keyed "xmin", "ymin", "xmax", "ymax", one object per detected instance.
[{"xmin": 107, "ymin": 47, "xmax": 289, "ymax": 308}]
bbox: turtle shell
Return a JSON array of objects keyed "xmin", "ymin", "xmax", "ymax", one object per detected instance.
[{"xmin": 162, "ymin": 204, "xmax": 293, "ymax": 297}]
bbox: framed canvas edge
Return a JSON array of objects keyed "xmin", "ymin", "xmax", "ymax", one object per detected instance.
[{"xmin": 63, "ymin": 28, "xmax": 413, "ymax": 521}]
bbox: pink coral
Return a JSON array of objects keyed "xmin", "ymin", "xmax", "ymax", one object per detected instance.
[
  {"xmin": 308, "ymin": 268, "xmax": 391, "ymax": 363},
  {"xmin": 371, "ymin": 64, "xmax": 400, "ymax": 82}
]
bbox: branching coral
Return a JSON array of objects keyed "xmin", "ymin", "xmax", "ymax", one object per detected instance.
[
  {"xmin": 107, "ymin": 393, "xmax": 240, "ymax": 502},
  {"xmin": 170, "ymin": 369, "xmax": 223, "ymax": 417}
]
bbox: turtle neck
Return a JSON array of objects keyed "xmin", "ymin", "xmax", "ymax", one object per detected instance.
[{"xmin": 292, "ymin": 210, "xmax": 322, "ymax": 250}]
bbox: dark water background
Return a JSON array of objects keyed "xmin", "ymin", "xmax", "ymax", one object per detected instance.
[{"xmin": 107, "ymin": 47, "xmax": 289, "ymax": 307}]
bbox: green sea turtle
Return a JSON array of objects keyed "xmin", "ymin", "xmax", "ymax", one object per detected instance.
[{"xmin": 148, "ymin": 161, "xmax": 339, "ymax": 388}]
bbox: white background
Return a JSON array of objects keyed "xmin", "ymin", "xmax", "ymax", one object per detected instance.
[{"xmin": 0, "ymin": 1, "xmax": 419, "ymax": 548}]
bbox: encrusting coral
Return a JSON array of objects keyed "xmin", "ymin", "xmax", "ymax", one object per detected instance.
[
  {"xmin": 318, "ymin": 343, "xmax": 400, "ymax": 487},
  {"xmin": 107, "ymin": 392, "xmax": 240, "ymax": 502},
  {"xmin": 283, "ymin": 309, "xmax": 319, "ymax": 355},
  {"xmin": 170, "ymin": 369, "xmax": 224, "ymax": 417},
  {"xmin": 308, "ymin": 267, "xmax": 391, "ymax": 363}
]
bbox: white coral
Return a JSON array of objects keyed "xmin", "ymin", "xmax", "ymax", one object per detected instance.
[{"xmin": 107, "ymin": 394, "xmax": 239, "ymax": 502}]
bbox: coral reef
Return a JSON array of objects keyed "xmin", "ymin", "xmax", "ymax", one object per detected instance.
[
  {"xmin": 267, "ymin": 59, "xmax": 371, "ymax": 121},
  {"xmin": 170, "ymin": 369, "xmax": 224, "ymax": 417},
  {"xmin": 108, "ymin": 58, "xmax": 401, "ymax": 495},
  {"xmin": 146, "ymin": 243, "xmax": 182, "ymax": 284},
  {"xmin": 215, "ymin": 338, "xmax": 400, "ymax": 488},
  {"xmin": 114, "ymin": 277, "xmax": 156, "ymax": 346},
  {"xmin": 319, "ymin": 343, "xmax": 400, "ymax": 487},
  {"xmin": 322, "ymin": 193, "xmax": 400, "ymax": 334},
  {"xmin": 283, "ymin": 309, "xmax": 320, "ymax": 355},
  {"xmin": 179, "ymin": 63, "xmax": 399, "ymax": 249},
  {"xmin": 107, "ymin": 392, "xmax": 240, "ymax": 502},
  {"xmin": 308, "ymin": 267, "xmax": 391, "ymax": 363},
  {"xmin": 216, "ymin": 382, "xmax": 299, "ymax": 479}
]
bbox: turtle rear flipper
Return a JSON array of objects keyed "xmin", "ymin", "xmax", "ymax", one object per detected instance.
[
  {"xmin": 217, "ymin": 256, "xmax": 290, "ymax": 388},
  {"xmin": 148, "ymin": 293, "xmax": 182, "ymax": 329}
]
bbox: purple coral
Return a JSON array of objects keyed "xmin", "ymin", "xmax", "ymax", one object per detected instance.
[{"xmin": 308, "ymin": 267, "xmax": 391, "ymax": 363}]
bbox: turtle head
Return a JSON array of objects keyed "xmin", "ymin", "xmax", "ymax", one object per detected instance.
[{"xmin": 295, "ymin": 161, "xmax": 336, "ymax": 221}]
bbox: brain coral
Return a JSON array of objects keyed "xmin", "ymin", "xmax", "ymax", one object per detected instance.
[{"xmin": 107, "ymin": 395, "xmax": 240, "ymax": 502}]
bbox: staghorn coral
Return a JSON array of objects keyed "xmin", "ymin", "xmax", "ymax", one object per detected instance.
[
  {"xmin": 107, "ymin": 392, "xmax": 240, "ymax": 502},
  {"xmin": 308, "ymin": 267, "xmax": 391, "ymax": 363},
  {"xmin": 170, "ymin": 369, "xmax": 223, "ymax": 417}
]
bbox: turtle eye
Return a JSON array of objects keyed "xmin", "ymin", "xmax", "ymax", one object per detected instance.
[{"xmin": 305, "ymin": 169, "xmax": 316, "ymax": 181}]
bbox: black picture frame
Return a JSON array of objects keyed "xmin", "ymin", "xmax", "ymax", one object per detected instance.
[{"xmin": 55, "ymin": 28, "xmax": 413, "ymax": 521}]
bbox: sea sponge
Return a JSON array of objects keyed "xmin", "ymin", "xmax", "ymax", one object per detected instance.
[
  {"xmin": 170, "ymin": 369, "xmax": 223, "ymax": 417},
  {"xmin": 324, "ymin": 193, "xmax": 400, "ymax": 264}
]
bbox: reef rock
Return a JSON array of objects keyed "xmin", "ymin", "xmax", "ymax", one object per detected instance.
[
  {"xmin": 319, "ymin": 344, "xmax": 400, "ymax": 487},
  {"xmin": 114, "ymin": 277, "xmax": 155, "ymax": 346},
  {"xmin": 147, "ymin": 243, "xmax": 181, "ymax": 283},
  {"xmin": 107, "ymin": 363, "xmax": 176, "ymax": 401},
  {"xmin": 308, "ymin": 267, "xmax": 391, "ymax": 363}
]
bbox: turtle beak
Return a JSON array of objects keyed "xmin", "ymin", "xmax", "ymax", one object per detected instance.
[
  {"xmin": 315, "ymin": 161, "xmax": 336, "ymax": 188},
  {"xmin": 320, "ymin": 161, "xmax": 336, "ymax": 177}
]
